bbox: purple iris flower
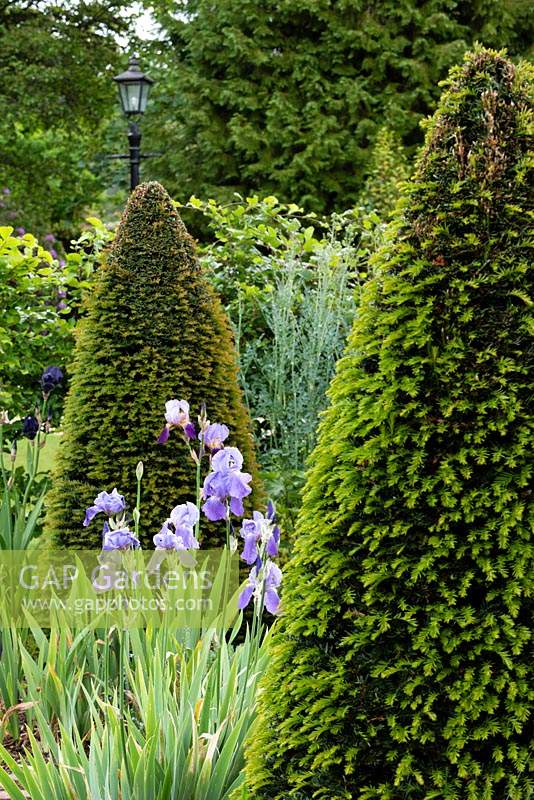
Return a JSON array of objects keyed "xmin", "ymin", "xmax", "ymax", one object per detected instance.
[
  {"xmin": 15, "ymin": 227, "xmax": 25, "ymax": 237},
  {"xmin": 157, "ymin": 426, "xmax": 170, "ymax": 444},
  {"xmin": 268, "ymin": 525, "xmax": 281, "ymax": 557},
  {"xmin": 84, "ymin": 488, "xmax": 126, "ymax": 527},
  {"xmin": 103, "ymin": 528, "xmax": 140, "ymax": 551},
  {"xmin": 240, "ymin": 509, "xmax": 279, "ymax": 565},
  {"xmin": 2, "ymin": 188, "xmax": 10, "ymax": 195},
  {"xmin": 266, "ymin": 500, "xmax": 276, "ymax": 522},
  {"xmin": 178, "ymin": 524, "xmax": 198, "ymax": 547},
  {"xmin": 43, "ymin": 233, "xmax": 55, "ymax": 242},
  {"xmin": 170, "ymin": 501, "xmax": 199, "ymax": 529},
  {"xmin": 238, "ymin": 560, "xmax": 282, "ymax": 615},
  {"xmin": 263, "ymin": 561, "xmax": 282, "ymax": 614},
  {"xmin": 165, "ymin": 399, "xmax": 190, "ymax": 426},
  {"xmin": 202, "ymin": 423, "xmax": 229, "ymax": 451},
  {"xmin": 157, "ymin": 502, "xmax": 200, "ymax": 549},
  {"xmin": 157, "ymin": 399, "xmax": 197, "ymax": 443},
  {"xmin": 153, "ymin": 524, "xmax": 187, "ymax": 550},
  {"xmin": 238, "ymin": 577, "xmax": 255, "ymax": 611},
  {"xmin": 202, "ymin": 496, "xmax": 229, "ymax": 522},
  {"xmin": 211, "ymin": 447, "xmax": 243, "ymax": 472},
  {"xmin": 241, "ymin": 518, "xmax": 260, "ymax": 564},
  {"xmin": 22, "ymin": 415, "xmax": 39, "ymax": 440},
  {"xmin": 202, "ymin": 447, "xmax": 252, "ymax": 521},
  {"xmin": 40, "ymin": 366, "xmax": 63, "ymax": 395}
]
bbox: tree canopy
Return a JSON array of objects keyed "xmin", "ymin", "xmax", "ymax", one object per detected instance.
[
  {"xmin": 142, "ymin": 0, "xmax": 533, "ymax": 213},
  {"xmin": 0, "ymin": 1, "xmax": 130, "ymax": 237}
]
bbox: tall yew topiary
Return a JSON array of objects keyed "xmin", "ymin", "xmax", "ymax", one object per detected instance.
[
  {"xmin": 46, "ymin": 181, "xmax": 259, "ymax": 549},
  {"xmin": 244, "ymin": 49, "xmax": 533, "ymax": 800}
]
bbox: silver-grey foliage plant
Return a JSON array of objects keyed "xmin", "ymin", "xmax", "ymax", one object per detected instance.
[{"xmin": 189, "ymin": 197, "xmax": 385, "ymax": 475}]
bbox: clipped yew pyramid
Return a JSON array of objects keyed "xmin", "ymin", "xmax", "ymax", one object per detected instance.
[
  {"xmin": 46, "ymin": 182, "xmax": 259, "ymax": 548},
  {"xmin": 244, "ymin": 50, "xmax": 533, "ymax": 799}
]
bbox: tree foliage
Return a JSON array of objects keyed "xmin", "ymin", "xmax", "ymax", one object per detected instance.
[
  {"xmin": 0, "ymin": 1, "xmax": 130, "ymax": 237},
  {"xmin": 243, "ymin": 48, "xmax": 533, "ymax": 799},
  {"xmin": 45, "ymin": 182, "xmax": 259, "ymax": 549},
  {"xmin": 358, "ymin": 127, "xmax": 411, "ymax": 219},
  {"xmin": 143, "ymin": 0, "xmax": 533, "ymax": 213}
]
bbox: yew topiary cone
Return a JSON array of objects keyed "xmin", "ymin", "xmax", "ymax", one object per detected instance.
[
  {"xmin": 46, "ymin": 181, "xmax": 260, "ymax": 549},
  {"xmin": 244, "ymin": 49, "xmax": 533, "ymax": 799}
]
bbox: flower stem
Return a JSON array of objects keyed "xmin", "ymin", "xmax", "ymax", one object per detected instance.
[
  {"xmin": 134, "ymin": 465, "xmax": 142, "ymax": 539},
  {"xmin": 216, "ymin": 505, "xmax": 232, "ymax": 705},
  {"xmin": 118, "ymin": 630, "xmax": 133, "ymax": 789},
  {"xmin": 237, "ymin": 544, "xmax": 267, "ymax": 719},
  {"xmin": 0, "ymin": 425, "xmax": 12, "ymax": 546},
  {"xmin": 0, "ymin": 425, "xmax": 7, "ymax": 488},
  {"xmin": 195, "ymin": 433, "xmax": 204, "ymax": 542},
  {"xmin": 20, "ymin": 397, "xmax": 48, "ymax": 514},
  {"xmin": 103, "ymin": 629, "xmax": 109, "ymax": 702}
]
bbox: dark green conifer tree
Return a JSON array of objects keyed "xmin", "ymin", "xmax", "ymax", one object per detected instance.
[
  {"xmin": 244, "ymin": 49, "xmax": 533, "ymax": 800},
  {"xmin": 46, "ymin": 181, "xmax": 260, "ymax": 549},
  {"xmin": 143, "ymin": 0, "xmax": 533, "ymax": 214}
]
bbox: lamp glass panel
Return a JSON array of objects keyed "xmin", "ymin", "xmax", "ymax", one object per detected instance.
[
  {"xmin": 138, "ymin": 82, "xmax": 151, "ymax": 113},
  {"xmin": 127, "ymin": 82, "xmax": 142, "ymax": 113},
  {"xmin": 118, "ymin": 83, "xmax": 130, "ymax": 115}
]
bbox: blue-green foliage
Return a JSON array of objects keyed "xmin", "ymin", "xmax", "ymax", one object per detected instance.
[
  {"xmin": 244, "ymin": 48, "xmax": 533, "ymax": 799},
  {"xmin": 189, "ymin": 196, "xmax": 373, "ymax": 466},
  {"xmin": 188, "ymin": 197, "xmax": 385, "ymax": 531}
]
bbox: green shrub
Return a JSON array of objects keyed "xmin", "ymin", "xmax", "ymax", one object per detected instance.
[
  {"xmin": 45, "ymin": 181, "xmax": 259, "ymax": 549},
  {"xmin": 244, "ymin": 48, "xmax": 533, "ymax": 799},
  {"xmin": 0, "ymin": 227, "xmax": 80, "ymax": 412},
  {"xmin": 359, "ymin": 126, "xmax": 411, "ymax": 219}
]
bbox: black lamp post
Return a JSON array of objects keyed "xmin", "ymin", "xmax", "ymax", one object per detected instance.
[{"xmin": 113, "ymin": 55, "xmax": 154, "ymax": 191}]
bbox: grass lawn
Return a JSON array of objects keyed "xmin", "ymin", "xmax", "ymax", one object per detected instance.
[{"xmin": 11, "ymin": 431, "xmax": 62, "ymax": 474}]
